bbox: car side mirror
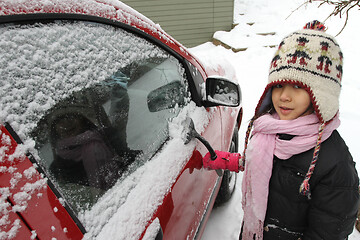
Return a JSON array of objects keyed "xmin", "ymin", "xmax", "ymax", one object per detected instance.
[
  {"xmin": 147, "ymin": 81, "xmax": 186, "ymax": 112},
  {"xmin": 203, "ymin": 76, "xmax": 241, "ymax": 107}
]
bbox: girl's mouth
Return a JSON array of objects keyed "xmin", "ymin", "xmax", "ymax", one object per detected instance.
[{"xmin": 279, "ymin": 106, "xmax": 292, "ymax": 115}]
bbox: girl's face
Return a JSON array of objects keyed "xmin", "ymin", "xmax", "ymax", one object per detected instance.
[{"xmin": 271, "ymin": 83, "xmax": 313, "ymax": 120}]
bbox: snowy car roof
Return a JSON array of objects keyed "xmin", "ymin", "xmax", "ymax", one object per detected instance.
[
  {"xmin": 0, "ymin": 0, "xmax": 155, "ymax": 29},
  {"xmin": 0, "ymin": 0, "xmax": 187, "ymax": 53}
]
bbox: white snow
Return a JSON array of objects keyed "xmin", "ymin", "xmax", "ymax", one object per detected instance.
[
  {"xmin": 141, "ymin": 218, "xmax": 161, "ymax": 240},
  {"xmin": 197, "ymin": 0, "xmax": 360, "ymax": 239},
  {"xmin": 0, "ymin": 0, "xmax": 359, "ymax": 239}
]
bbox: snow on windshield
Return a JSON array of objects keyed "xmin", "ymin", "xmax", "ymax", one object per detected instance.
[{"xmin": 0, "ymin": 21, "xmax": 165, "ymax": 140}]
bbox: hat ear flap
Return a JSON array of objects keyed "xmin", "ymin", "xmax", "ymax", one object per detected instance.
[{"xmin": 257, "ymin": 89, "xmax": 272, "ymax": 116}]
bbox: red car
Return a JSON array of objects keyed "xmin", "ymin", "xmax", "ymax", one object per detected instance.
[{"xmin": 0, "ymin": 0, "xmax": 242, "ymax": 239}]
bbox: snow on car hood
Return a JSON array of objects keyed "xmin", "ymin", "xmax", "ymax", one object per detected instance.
[{"xmin": 189, "ymin": 43, "xmax": 237, "ymax": 83}]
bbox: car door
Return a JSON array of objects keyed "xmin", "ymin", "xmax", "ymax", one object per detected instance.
[{"xmin": 0, "ymin": 16, "xmax": 221, "ymax": 239}]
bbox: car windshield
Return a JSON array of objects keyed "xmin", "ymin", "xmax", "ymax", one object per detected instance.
[{"xmin": 0, "ymin": 20, "xmax": 190, "ymax": 218}]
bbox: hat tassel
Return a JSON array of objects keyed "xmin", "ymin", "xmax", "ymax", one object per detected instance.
[
  {"xmin": 299, "ymin": 123, "xmax": 325, "ymax": 199},
  {"xmin": 241, "ymin": 118, "xmax": 255, "ymax": 168}
]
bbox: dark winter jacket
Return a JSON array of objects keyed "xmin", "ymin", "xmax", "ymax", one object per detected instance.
[{"xmin": 263, "ymin": 130, "xmax": 359, "ymax": 240}]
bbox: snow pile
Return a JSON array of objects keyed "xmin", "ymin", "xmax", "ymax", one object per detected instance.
[{"xmin": 142, "ymin": 218, "xmax": 161, "ymax": 240}]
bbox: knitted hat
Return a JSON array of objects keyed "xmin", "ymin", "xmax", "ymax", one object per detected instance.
[
  {"xmin": 242, "ymin": 21, "xmax": 343, "ymax": 198},
  {"xmin": 257, "ymin": 20, "xmax": 343, "ymax": 123}
]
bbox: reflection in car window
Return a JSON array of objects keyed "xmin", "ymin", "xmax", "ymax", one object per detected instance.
[{"xmin": 0, "ymin": 21, "xmax": 190, "ymax": 217}]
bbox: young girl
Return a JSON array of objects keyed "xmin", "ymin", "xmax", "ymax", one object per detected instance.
[{"xmin": 203, "ymin": 21, "xmax": 359, "ymax": 240}]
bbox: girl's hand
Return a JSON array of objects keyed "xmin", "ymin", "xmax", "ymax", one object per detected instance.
[{"xmin": 203, "ymin": 150, "xmax": 243, "ymax": 172}]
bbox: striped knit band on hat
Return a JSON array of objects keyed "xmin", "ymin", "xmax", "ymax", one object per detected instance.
[{"xmin": 242, "ymin": 21, "xmax": 343, "ymax": 199}]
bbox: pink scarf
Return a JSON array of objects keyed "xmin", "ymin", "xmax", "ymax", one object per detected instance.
[{"xmin": 241, "ymin": 113, "xmax": 340, "ymax": 240}]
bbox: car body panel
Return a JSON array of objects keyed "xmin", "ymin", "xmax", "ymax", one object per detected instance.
[
  {"xmin": 1, "ymin": 209, "xmax": 33, "ymax": 239},
  {"xmin": 0, "ymin": 124, "xmax": 83, "ymax": 239},
  {"xmin": 145, "ymin": 151, "xmax": 220, "ymax": 240}
]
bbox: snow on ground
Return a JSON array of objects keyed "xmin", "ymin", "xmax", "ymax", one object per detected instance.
[
  {"xmin": 0, "ymin": 0, "xmax": 358, "ymax": 239},
  {"xmin": 191, "ymin": 0, "xmax": 360, "ymax": 239}
]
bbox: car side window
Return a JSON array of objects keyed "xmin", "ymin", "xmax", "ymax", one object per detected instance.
[{"xmin": 0, "ymin": 21, "xmax": 193, "ymax": 214}]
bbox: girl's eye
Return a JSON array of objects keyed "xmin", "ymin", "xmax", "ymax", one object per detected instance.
[
  {"xmin": 293, "ymin": 85, "xmax": 301, "ymax": 89},
  {"xmin": 274, "ymin": 84, "xmax": 283, "ymax": 88}
]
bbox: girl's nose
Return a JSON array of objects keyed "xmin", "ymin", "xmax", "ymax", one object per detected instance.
[{"xmin": 279, "ymin": 85, "xmax": 292, "ymax": 102}]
